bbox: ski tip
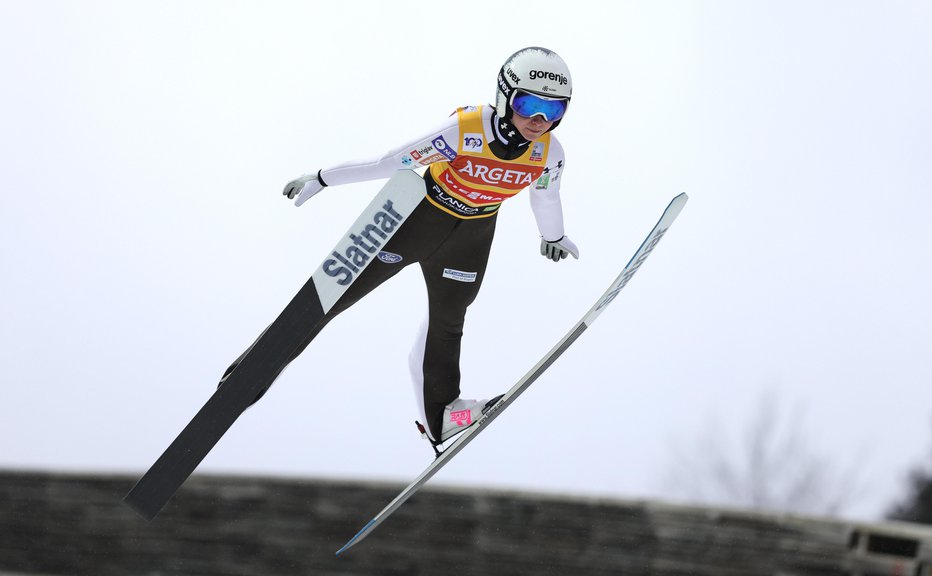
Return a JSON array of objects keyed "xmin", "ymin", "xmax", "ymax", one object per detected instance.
[
  {"xmin": 662, "ymin": 193, "xmax": 688, "ymax": 221},
  {"xmin": 335, "ymin": 518, "xmax": 377, "ymax": 556},
  {"xmin": 335, "ymin": 534, "xmax": 360, "ymax": 556}
]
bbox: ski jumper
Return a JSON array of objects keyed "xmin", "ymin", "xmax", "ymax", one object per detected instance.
[{"xmin": 229, "ymin": 105, "xmax": 568, "ymax": 441}]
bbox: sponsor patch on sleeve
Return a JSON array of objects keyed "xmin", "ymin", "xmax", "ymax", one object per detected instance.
[
  {"xmin": 409, "ymin": 144, "xmax": 433, "ymax": 160},
  {"xmin": 417, "ymin": 152, "xmax": 449, "ymax": 166},
  {"xmin": 535, "ymin": 161, "xmax": 562, "ymax": 190},
  {"xmin": 432, "ymin": 136, "xmax": 458, "ymax": 161}
]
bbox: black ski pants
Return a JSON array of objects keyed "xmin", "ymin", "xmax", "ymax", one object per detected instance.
[{"xmin": 224, "ymin": 184, "xmax": 497, "ymax": 439}]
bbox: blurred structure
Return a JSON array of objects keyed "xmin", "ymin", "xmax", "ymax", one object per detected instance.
[{"xmin": 1, "ymin": 470, "xmax": 931, "ymax": 575}]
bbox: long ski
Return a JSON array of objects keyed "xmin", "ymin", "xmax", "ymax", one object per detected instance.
[
  {"xmin": 337, "ymin": 192, "xmax": 688, "ymax": 554},
  {"xmin": 123, "ymin": 170, "xmax": 426, "ymax": 520}
]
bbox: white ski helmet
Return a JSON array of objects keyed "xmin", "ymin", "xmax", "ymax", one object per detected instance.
[{"xmin": 495, "ymin": 47, "xmax": 572, "ymax": 128}]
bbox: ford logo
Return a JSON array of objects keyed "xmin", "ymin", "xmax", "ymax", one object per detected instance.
[{"xmin": 377, "ymin": 251, "xmax": 403, "ymax": 264}]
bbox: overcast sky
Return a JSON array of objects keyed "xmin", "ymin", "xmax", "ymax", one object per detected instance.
[{"xmin": 2, "ymin": 0, "xmax": 930, "ymax": 522}]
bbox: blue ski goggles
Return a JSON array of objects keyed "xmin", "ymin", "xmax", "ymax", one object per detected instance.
[{"xmin": 511, "ymin": 91, "xmax": 569, "ymax": 122}]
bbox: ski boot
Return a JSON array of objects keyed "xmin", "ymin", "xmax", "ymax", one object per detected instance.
[{"xmin": 416, "ymin": 395, "xmax": 504, "ymax": 456}]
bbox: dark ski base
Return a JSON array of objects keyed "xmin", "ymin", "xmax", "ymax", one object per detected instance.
[
  {"xmin": 123, "ymin": 277, "xmax": 325, "ymax": 520},
  {"xmin": 123, "ymin": 170, "xmax": 427, "ymax": 521}
]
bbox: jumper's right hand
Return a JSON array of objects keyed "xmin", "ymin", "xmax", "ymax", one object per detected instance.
[{"xmin": 283, "ymin": 172, "xmax": 325, "ymax": 207}]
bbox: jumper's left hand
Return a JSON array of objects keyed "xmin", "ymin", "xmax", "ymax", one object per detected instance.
[{"xmin": 540, "ymin": 236, "xmax": 579, "ymax": 262}]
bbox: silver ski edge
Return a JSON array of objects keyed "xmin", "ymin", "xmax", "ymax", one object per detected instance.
[{"xmin": 336, "ymin": 192, "xmax": 689, "ymax": 555}]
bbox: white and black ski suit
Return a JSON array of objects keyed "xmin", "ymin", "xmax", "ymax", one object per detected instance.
[{"xmin": 228, "ymin": 104, "xmax": 570, "ymax": 441}]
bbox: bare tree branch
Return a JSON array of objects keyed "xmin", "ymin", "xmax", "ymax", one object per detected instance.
[{"xmin": 663, "ymin": 390, "xmax": 865, "ymax": 516}]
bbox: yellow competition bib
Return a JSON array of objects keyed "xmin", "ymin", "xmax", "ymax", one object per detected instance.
[{"xmin": 427, "ymin": 106, "xmax": 550, "ymax": 218}]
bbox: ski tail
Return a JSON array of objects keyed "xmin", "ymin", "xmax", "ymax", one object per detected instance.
[
  {"xmin": 335, "ymin": 192, "xmax": 688, "ymax": 554},
  {"xmin": 124, "ymin": 276, "xmax": 327, "ymax": 520},
  {"xmin": 123, "ymin": 171, "xmax": 426, "ymax": 521},
  {"xmin": 336, "ymin": 519, "xmax": 378, "ymax": 555}
]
